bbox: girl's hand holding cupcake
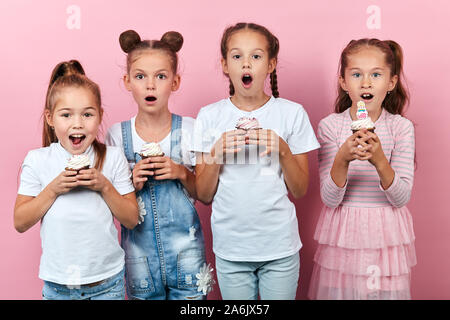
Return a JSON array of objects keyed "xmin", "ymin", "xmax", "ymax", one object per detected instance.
[
  {"xmin": 149, "ymin": 156, "xmax": 186, "ymax": 181},
  {"xmin": 75, "ymin": 168, "xmax": 110, "ymax": 193},
  {"xmin": 339, "ymin": 130, "xmax": 373, "ymax": 163},
  {"xmin": 210, "ymin": 129, "xmax": 247, "ymax": 163},
  {"xmin": 132, "ymin": 158, "xmax": 154, "ymax": 191},
  {"xmin": 47, "ymin": 170, "xmax": 79, "ymax": 197},
  {"xmin": 245, "ymin": 129, "xmax": 286, "ymax": 157}
]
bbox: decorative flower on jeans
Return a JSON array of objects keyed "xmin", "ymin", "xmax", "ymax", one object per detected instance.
[
  {"xmin": 137, "ymin": 196, "xmax": 147, "ymax": 224},
  {"xmin": 196, "ymin": 263, "xmax": 215, "ymax": 295}
]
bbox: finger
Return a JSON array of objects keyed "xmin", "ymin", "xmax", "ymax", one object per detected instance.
[
  {"xmin": 149, "ymin": 162, "xmax": 168, "ymax": 169},
  {"xmin": 134, "ymin": 177, "xmax": 148, "ymax": 183},
  {"xmin": 136, "ymin": 169, "xmax": 154, "ymax": 177},
  {"xmin": 76, "ymin": 179, "xmax": 94, "ymax": 186},
  {"xmin": 153, "ymin": 168, "xmax": 170, "ymax": 176},
  {"xmin": 224, "ymin": 147, "xmax": 242, "ymax": 154},
  {"xmin": 63, "ymin": 181, "xmax": 79, "ymax": 188},
  {"xmin": 154, "ymin": 173, "xmax": 173, "ymax": 180},
  {"xmin": 63, "ymin": 170, "xmax": 78, "ymax": 177},
  {"xmin": 147, "ymin": 156, "xmax": 166, "ymax": 163}
]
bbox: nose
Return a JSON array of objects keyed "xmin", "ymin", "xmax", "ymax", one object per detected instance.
[
  {"xmin": 72, "ymin": 115, "xmax": 84, "ymax": 129},
  {"xmin": 147, "ymin": 78, "xmax": 156, "ymax": 90},
  {"xmin": 361, "ymin": 75, "xmax": 372, "ymax": 88},
  {"xmin": 242, "ymin": 56, "xmax": 251, "ymax": 69}
]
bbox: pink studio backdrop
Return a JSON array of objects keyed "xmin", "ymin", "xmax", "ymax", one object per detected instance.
[{"xmin": 1, "ymin": 0, "xmax": 449, "ymax": 300}]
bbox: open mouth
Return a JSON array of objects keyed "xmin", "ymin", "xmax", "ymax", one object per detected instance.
[
  {"xmin": 360, "ymin": 93, "xmax": 374, "ymax": 100},
  {"xmin": 145, "ymin": 96, "xmax": 157, "ymax": 102},
  {"xmin": 69, "ymin": 134, "xmax": 86, "ymax": 146},
  {"xmin": 242, "ymin": 74, "xmax": 253, "ymax": 86}
]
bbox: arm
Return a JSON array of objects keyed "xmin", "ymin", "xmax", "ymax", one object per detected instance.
[
  {"xmin": 14, "ymin": 170, "xmax": 78, "ymax": 233},
  {"xmin": 77, "ymin": 169, "xmax": 139, "ymax": 229},
  {"xmin": 278, "ymin": 140, "xmax": 309, "ymax": 199},
  {"xmin": 195, "ymin": 129, "xmax": 247, "ymax": 204},
  {"xmin": 318, "ymin": 120, "xmax": 371, "ymax": 208},
  {"xmin": 367, "ymin": 119, "xmax": 415, "ymax": 207},
  {"xmin": 194, "ymin": 152, "xmax": 221, "ymax": 204}
]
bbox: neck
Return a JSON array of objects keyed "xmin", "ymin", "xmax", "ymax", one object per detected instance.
[
  {"xmin": 135, "ymin": 107, "xmax": 172, "ymax": 142},
  {"xmin": 230, "ymin": 91, "xmax": 271, "ymax": 112},
  {"xmin": 136, "ymin": 107, "xmax": 171, "ymax": 128}
]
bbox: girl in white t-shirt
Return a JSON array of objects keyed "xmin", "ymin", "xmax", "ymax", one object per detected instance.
[
  {"xmin": 105, "ymin": 30, "xmax": 210, "ymax": 300},
  {"xmin": 193, "ymin": 23, "xmax": 320, "ymax": 299},
  {"xmin": 14, "ymin": 60, "xmax": 139, "ymax": 300}
]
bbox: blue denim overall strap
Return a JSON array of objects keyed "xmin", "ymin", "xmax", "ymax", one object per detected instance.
[{"xmin": 120, "ymin": 115, "xmax": 206, "ymax": 300}]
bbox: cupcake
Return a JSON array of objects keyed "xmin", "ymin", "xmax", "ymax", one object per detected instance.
[
  {"xmin": 235, "ymin": 117, "xmax": 261, "ymax": 130},
  {"xmin": 351, "ymin": 101, "xmax": 375, "ymax": 133},
  {"xmin": 65, "ymin": 154, "xmax": 90, "ymax": 173},
  {"xmin": 140, "ymin": 142, "xmax": 164, "ymax": 159}
]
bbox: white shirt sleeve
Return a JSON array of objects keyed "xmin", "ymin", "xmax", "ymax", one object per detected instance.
[
  {"xmin": 17, "ymin": 150, "xmax": 42, "ymax": 197},
  {"xmin": 181, "ymin": 117, "xmax": 197, "ymax": 167},
  {"xmin": 287, "ymin": 105, "xmax": 320, "ymax": 154},
  {"xmin": 105, "ymin": 123, "xmax": 123, "ymax": 148},
  {"xmin": 191, "ymin": 108, "xmax": 222, "ymax": 154},
  {"xmin": 108, "ymin": 147, "xmax": 134, "ymax": 195}
]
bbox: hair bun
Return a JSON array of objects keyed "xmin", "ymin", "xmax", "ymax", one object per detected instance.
[
  {"xmin": 119, "ymin": 30, "xmax": 141, "ymax": 53},
  {"xmin": 50, "ymin": 60, "xmax": 85, "ymax": 87},
  {"xmin": 161, "ymin": 31, "xmax": 183, "ymax": 52}
]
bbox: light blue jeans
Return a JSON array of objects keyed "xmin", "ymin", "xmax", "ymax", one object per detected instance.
[
  {"xmin": 42, "ymin": 268, "xmax": 125, "ymax": 300},
  {"xmin": 215, "ymin": 252, "xmax": 300, "ymax": 300}
]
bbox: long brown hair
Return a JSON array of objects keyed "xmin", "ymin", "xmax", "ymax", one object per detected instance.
[
  {"xmin": 119, "ymin": 29, "xmax": 183, "ymax": 74},
  {"xmin": 220, "ymin": 22, "xmax": 280, "ymax": 98},
  {"xmin": 335, "ymin": 38, "xmax": 409, "ymax": 115},
  {"xmin": 43, "ymin": 60, "xmax": 106, "ymax": 171}
]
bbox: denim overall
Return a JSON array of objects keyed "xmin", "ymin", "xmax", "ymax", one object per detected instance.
[{"xmin": 120, "ymin": 114, "xmax": 206, "ymax": 300}]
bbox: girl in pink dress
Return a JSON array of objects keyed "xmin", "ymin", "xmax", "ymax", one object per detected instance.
[{"xmin": 308, "ymin": 39, "xmax": 416, "ymax": 300}]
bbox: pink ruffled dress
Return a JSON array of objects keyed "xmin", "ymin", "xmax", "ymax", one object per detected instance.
[{"xmin": 308, "ymin": 109, "xmax": 417, "ymax": 300}]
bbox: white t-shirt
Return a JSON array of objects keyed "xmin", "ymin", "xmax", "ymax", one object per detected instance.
[
  {"xmin": 18, "ymin": 142, "xmax": 134, "ymax": 285},
  {"xmin": 105, "ymin": 116, "xmax": 196, "ymax": 171},
  {"xmin": 192, "ymin": 96, "xmax": 320, "ymax": 261}
]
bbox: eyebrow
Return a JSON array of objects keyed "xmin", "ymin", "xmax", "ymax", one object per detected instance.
[
  {"xmin": 133, "ymin": 68, "xmax": 169, "ymax": 73},
  {"xmin": 349, "ymin": 67, "xmax": 385, "ymax": 71},
  {"xmin": 229, "ymin": 48, "xmax": 265, "ymax": 52},
  {"xmin": 56, "ymin": 106, "xmax": 97, "ymax": 112}
]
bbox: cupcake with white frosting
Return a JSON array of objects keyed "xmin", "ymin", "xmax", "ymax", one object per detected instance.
[
  {"xmin": 65, "ymin": 154, "xmax": 90, "ymax": 173},
  {"xmin": 140, "ymin": 142, "xmax": 164, "ymax": 159}
]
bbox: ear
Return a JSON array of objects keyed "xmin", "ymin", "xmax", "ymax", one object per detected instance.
[
  {"xmin": 388, "ymin": 74, "xmax": 398, "ymax": 92},
  {"xmin": 339, "ymin": 76, "xmax": 348, "ymax": 92},
  {"xmin": 268, "ymin": 58, "xmax": 277, "ymax": 74},
  {"xmin": 44, "ymin": 109, "xmax": 53, "ymax": 127},
  {"xmin": 221, "ymin": 58, "xmax": 229, "ymax": 75},
  {"xmin": 123, "ymin": 74, "xmax": 132, "ymax": 91},
  {"xmin": 172, "ymin": 74, "xmax": 181, "ymax": 92}
]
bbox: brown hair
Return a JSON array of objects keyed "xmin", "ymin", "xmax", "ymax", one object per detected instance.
[
  {"xmin": 335, "ymin": 38, "xmax": 409, "ymax": 115},
  {"xmin": 43, "ymin": 60, "xmax": 106, "ymax": 171},
  {"xmin": 119, "ymin": 29, "xmax": 183, "ymax": 74},
  {"xmin": 220, "ymin": 22, "xmax": 280, "ymax": 98}
]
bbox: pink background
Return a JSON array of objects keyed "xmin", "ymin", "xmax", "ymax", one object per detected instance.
[{"xmin": 1, "ymin": 0, "xmax": 449, "ymax": 299}]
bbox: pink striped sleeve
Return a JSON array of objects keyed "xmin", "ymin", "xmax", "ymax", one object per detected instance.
[
  {"xmin": 317, "ymin": 116, "xmax": 346, "ymax": 208},
  {"xmin": 382, "ymin": 118, "xmax": 415, "ymax": 208}
]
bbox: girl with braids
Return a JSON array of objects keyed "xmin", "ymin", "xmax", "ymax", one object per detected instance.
[
  {"xmin": 14, "ymin": 60, "xmax": 139, "ymax": 300},
  {"xmin": 105, "ymin": 30, "xmax": 209, "ymax": 300},
  {"xmin": 193, "ymin": 22, "xmax": 319, "ymax": 299},
  {"xmin": 308, "ymin": 39, "xmax": 416, "ymax": 300}
]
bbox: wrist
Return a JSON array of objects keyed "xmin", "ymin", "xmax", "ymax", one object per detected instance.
[
  {"xmin": 177, "ymin": 164, "xmax": 187, "ymax": 181},
  {"xmin": 101, "ymin": 178, "xmax": 112, "ymax": 195}
]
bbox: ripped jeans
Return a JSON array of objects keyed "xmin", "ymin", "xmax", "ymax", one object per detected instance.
[{"xmin": 121, "ymin": 175, "xmax": 207, "ymax": 300}]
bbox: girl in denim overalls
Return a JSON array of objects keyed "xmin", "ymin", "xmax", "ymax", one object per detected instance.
[{"xmin": 106, "ymin": 30, "xmax": 212, "ymax": 300}]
